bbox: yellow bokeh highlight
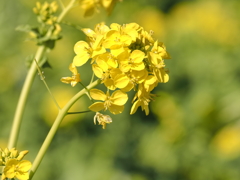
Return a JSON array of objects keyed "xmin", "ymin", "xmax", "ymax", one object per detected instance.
[
  {"xmin": 169, "ymin": 0, "xmax": 240, "ymax": 45},
  {"xmin": 134, "ymin": 7, "xmax": 166, "ymax": 39},
  {"xmin": 40, "ymin": 86, "xmax": 87, "ymax": 127},
  {"xmin": 211, "ymin": 124, "xmax": 240, "ymax": 159}
]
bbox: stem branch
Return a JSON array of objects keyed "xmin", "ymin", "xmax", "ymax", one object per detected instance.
[
  {"xmin": 8, "ymin": 45, "xmax": 47, "ymax": 149},
  {"xmin": 8, "ymin": 0, "xmax": 78, "ymax": 149},
  {"xmin": 29, "ymin": 79, "xmax": 100, "ymax": 179}
]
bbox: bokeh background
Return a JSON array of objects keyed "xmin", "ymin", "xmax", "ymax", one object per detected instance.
[{"xmin": 1, "ymin": 0, "xmax": 240, "ymax": 179}]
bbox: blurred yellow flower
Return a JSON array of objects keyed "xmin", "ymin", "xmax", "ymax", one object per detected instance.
[
  {"xmin": 40, "ymin": 86, "xmax": 87, "ymax": 127},
  {"xmin": 79, "ymin": 0, "xmax": 122, "ymax": 17},
  {"xmin": 0, "ymin": 148, "xmax": 29, "ymax": 166},
  {"xmin": 89, "ymin": 89, "xmax": 128, "ymax": 114},
  {"xmin": 33, "ymin": 1, "xmax": 58, "ymax": 25},
  {"xmin": 168, "ymin": 1, "xmax": 240, "ymax": 45},
  {"xmin": 61, "ymin": 63, "xmax": 81, "ymax": 87},
  {"xmin": 2, "ymin": 159, "xmax": 32, "ymax": 180},
  {"xmin": 211, "ymin": 125, "xmax": 240, "ymax": 159}
]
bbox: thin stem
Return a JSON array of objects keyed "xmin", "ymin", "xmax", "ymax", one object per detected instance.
[
  {"xmin": 79, "ymin": 82, "xmax": 94, "ymax": 103},
  {"xmin": 57, "ymin": 0, "xmax": 77, "ymax": 23},
  {"xmin": 8, "ymin": 0, "xmax": 78, "ymax": 149},
  {"xmin": 57, "ymin": 0, "xmax": 65, "ymax": 10},
  {"xmin": 34, "ymin": 59, "xmax": 61, "ymax": 110},
  {"xmin": 90, "ymin": 72, "xmax": 95, "ymax": 84},
  {"xmin": 29, "ymin": 79, "xmax": 100, "ymax": 180},
  {"xmin": 67, "ymin": 110, "xmax": 91, "ymax": 115},
  {"xmin": 8, "ymin": 46, "xmax": 47, "ymax": 149}
]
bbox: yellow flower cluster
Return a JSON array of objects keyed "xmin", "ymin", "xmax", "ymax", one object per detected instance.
[
  {"xmin": 33, "ymin": 1, "xmax": 58, "ymax": 25},
  {"xmin": 71, "ymin": 22, "xmax": 170, "ymax": 116},
  {"xmin": 79, "ymin": 0, "xmax": 122, "ymax": 17},
  {"xmin": 0, "ymin": 148, "xmax": 32, "ymax": 180}
]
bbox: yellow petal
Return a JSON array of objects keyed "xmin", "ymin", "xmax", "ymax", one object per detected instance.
[
  {"xmin": 107, "ymin": 57, "xmax": 118, "ymax": 68},
  {"xmin": 131, "ymin": 62, "xmax": 145, "ymax": 71},
  {"xmin": 104, "ymin": 79, "xmax": 116, "ymax": 90},
  {"xmin": 74, "ymin": 41, "xmax": 90, "ymax": 54},
  {"xmin": 111, "ymin": 90, "xmax": 128, "ymax": 105},
  {"xmin": 92, "ymin": 64, "xmax": 103, "ymax": 78},
  {"xmin": 4, "ymin": 159, "xmax": 18, "ymax": 178},
  {"xmin": 96, "ymin": 59, "xmax": 108, "ymax": 72},
  {"xmin": 89, "ymin": 102, "xmax": 105, "ymax": 112},
  {"xmin": 110, "ymin": 23, "xmax": 121, "ymax": 30},
  {"xmin": 73, "ymin": 54, "xmax": 90, "ymax": 67},
  {"xmin": 121, "ymin": 82, "xmax": 134, "ymax": 92},
  {"xmin": 130, "ymin": 100, "xmax": 141, "ymax": 115},
  {"xmin": 69, "ymin": 63, "xmax": 78, "ymax": 75},
  {"xmin": 90, "ymin": 89, "xmax": 107, "ymax": 101},
  {"xmin": 131, "ymin": 50, "xmax": 145, "ymax": 63},
  {"xmin": 15, "ymin": 172, "xmax": 29, "ymax": 180},
  {"xmin": 92, "ymin": 46, "xmax": 106, "ymax": 57},
  {"xmin": 154, "ymin": 68, "xmax": 169, "ymax": 83},
  {"xmin": 109, "ymin": 104, "xmax": 124, "ymax": 114},
  {"xmin": 120, "ymin": 34, "xmax": 132, "ymax": 46},
  {"xmin": 18, "ymin": 160, "xmax": 32, "ymax": 171},
  {"xmin": 114, "ymin": 74, "xmax": 129, "ymax": 89},
  {"xmin": 81, "ymin": 28, "xmax": 96, "ymax": 38},
  {"xmin": 61, "ymin": 77, "xmax": 73, "ymax": 84}
]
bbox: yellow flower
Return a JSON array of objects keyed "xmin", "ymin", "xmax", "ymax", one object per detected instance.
[
  {"xmin": 89, "ymin": 89, "xmax": 128, "ymax": 114},
  {"xmin": 130, "ymin": 84, "xmax": 156, "ymax": 115},
  {"xmin": 70, "ymin": 22, "xmax": 171, "ymax": 117},
  {"xmin": 79, "ymin": 0, "xmax": 122, "ymax": 17},
  {"xmin": 149, "ymin": 53, "xmax": 169, "ymax": 83},
  {"xmin": 103, "ymin": 30, "xmax": 132, "ymax": 53},
  {"xmin": 92, "ymin": 56, "xmax": 129, "ymax": 90},
  {"xmin": 80, "ymin": 0, "xmax": 98, "ymax": 17},
  {"xmin": 143, "ymin": 75, "xmax": 158, "ymax": 92},
  {"xmin": 61, "ymin": 63, "xmax": 81, "ymax": 87},
  {"xmin": 121, "ymin": 69, "xmax": 148, "ymax": 92},
  {"xmin": 100, "ymin": 0, "xmax": 122, "ymax": 15},
  {"xmin": 118, "ymin": 50, "xmax": 145, "ymax": 72},
  {"xmin": 2, "ymin": 159, "xmax": 32, "ymax": 180},
  {"xmin": 82, "ymin": 23, "xmax": 110, "ymax": 49},
  {"xmin": 110, "ymin": 23, "xmax": 141, "ymax": 42},
  {"xmin": 94, "ymin": 112, "xmax": 112, "ymax": 129},
  {"xmin": 33, "ymin": 1, "xmax": 58, "ymax": 25},
  {"xmin": 73, "ymin": 40, "xmax": 105, "ymax": 67},
  {"xmin": 0, "ymin": 148, "xmax": 29, "ymax": 166}
]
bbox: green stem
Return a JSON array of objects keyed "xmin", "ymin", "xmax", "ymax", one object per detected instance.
[
  {"xmin": 8, "ymin": 45, "xmax": 47, "ymax": 149},
  {"xmin": 29, "ymin": 79, "xmax": 100, "ymax": 180},
  {"xmin": 7, "ymin": 0, "xmax": 78, "ymax": 149},
  {"xmin": 34, "ymin": 59, "xmax": 61, "ymax": 110},
  {"xmin": 57, "ymin": 0, "xmax": 77, "ymax": 23}
]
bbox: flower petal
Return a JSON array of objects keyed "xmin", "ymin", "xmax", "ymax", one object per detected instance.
[
  {"xmin": 73, "ymin": 54, "xmax": 90, "ymax": 67},
  {"xmin": 131, "ymin": 50, "xmax": 145, "ymax": 63},
  {"xmin": 130, "ymin": 100, "xmax": 141, "ymax": 115},
  {"xmin": 89, "ymin": 102, "xmax": 105, "ymax": 112},
  {"xmin": 90, "ymin": 89, "xmax": 107, "ymax": 101},
  {"xmin": 111, "ymin": 90, "xmax": 128, "ymax": 105},
  {"xmin": 15, "ymin": 172, "xmax": 29, "ymax": 180},
  {"xmin": 114, "ymin": 74, "xmax": 129, "ymax": 88},
  {"xmin": 109, "ymin": 104, "xmax": 124, "ymax": 114},
  {"xmin": 74, "ymin": 41, "xmax": 90, "ymax": 54},
  {"xmin": 18, "ymin": 160, "xmax": 32, "ymax": 171}
]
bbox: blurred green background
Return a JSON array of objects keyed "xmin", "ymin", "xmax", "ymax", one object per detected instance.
[{"xmin": 1, "ymin": 0, "xmax": 240, "ymax": 179}]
